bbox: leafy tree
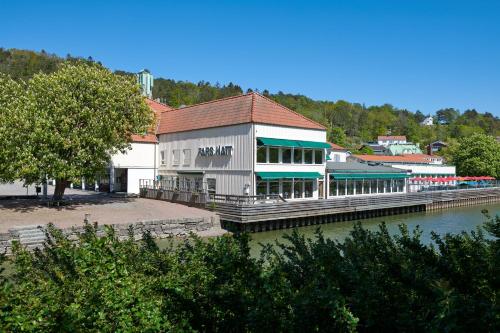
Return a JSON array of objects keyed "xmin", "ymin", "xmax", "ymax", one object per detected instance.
[
  {"xmin": 0, "ymin": 62, "xmax": 154, "ymax": 200},
  {"xmin": 449, "ymin": 133, "xmax": 500, "ymax": 177},
  {"xmin": 328, "ymin": 126, "xmax": 348, "ymax": 147},
  {"xmin": 436, "ymin": 108, "xmax": 460, "ymax": 124}
]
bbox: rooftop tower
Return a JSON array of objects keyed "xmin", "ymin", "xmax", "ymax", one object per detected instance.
[{"xmin": 137, "ymin": 69, "xmax": 153, "ymax": 98}]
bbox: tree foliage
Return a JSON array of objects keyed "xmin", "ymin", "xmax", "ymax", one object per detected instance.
[
  {"xmin": 1, "ymin": 214, "xmax": 499, "ymax": 332},
  {"xmin": 449, "ymin": 133, "xmax": 500, "ymax": 177},
  {"xmin": 0, "ymin": 62, "xmax": 154, "ymax": 199}
]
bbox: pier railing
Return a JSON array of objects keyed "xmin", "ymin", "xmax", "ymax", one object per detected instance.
[
  {"xmin": 212, "ymin": 187, "xmax": 500, "ymax": 223},
  {"xmin": 209, "ymin": 194, "xmax": 286, "ymax": 205}
]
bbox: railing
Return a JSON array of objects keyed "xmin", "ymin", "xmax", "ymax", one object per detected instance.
[
  {"xmin": 209, "ymin": 194, "xmax": 287, "ymax": 205},
  {"xmin": 408, "ymin": 181, "xmax": 499, "ymax": 193}
]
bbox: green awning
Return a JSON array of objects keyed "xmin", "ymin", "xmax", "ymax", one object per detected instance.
[
  {"xmin": 326, "ymin": 155, "xmax": 332, "ymax": 161},
  {"xmin": 257, "ymin": 137, "xmax": 330, "ymax": 149},
  {"xmin": 257, "ymin": 172, "xmax": 324, "ymax": 180},
  {"xmin": 331, "ymin": 173, "xmax": 409, "ymax": 180}
]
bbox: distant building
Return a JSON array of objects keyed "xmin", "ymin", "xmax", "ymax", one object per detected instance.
[
  {"xmin": 421, "ymin": 116, "xmax": 434, "ymax": 126},
  {"xmin": 386, "ymin": 143, "xmax": 423, "ymax": 155},
  {"xmin": 377, "ymin": 135, "xmax": 407, "ymax": 147},
  {"xmin": 427, "ymin": 141, "xmax": 448, "ymax": 154},
  {"xmin": 137, "ymin": 69, "xmax": 154, "ymax": 99},
  {"xmin": 361, "ymin": 143, "xmax": 387, "ymax": 155},
  {"xmin": 327, "ymin": 143, "xmax": 349, "ymax": 162}
]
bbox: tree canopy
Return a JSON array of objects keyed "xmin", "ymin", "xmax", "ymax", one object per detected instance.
[
  {"xmin": 448, "ymin": 133, "xmax": 500, "ymax": 177},
  {"xmin": 0, "ymin": 62, "xmax": 154, "ymax": 199}
]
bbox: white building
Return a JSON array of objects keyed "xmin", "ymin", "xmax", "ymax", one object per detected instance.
[
  {"xmin": 157, "ymin": 93, "xmax": 329, "ymax": 200},
  {"xmin": 377, "ymin": 135, "xmax": 407, "ymax": 147},
  {"xmin": 327, "ymin": 143, "xmax": 349, "ymax": 162},
  {"xmin": 349, "ymin": 154, "xmax": 456, "ymax": 192},
  {"xmin": 107, "ymin": 99, "xmax": 172, "ymax": 194},
  {"xmin": 137, "ymin": 69, "xmax": 154, "ymax": 99},
  {"xmin": 421, "ymin": 116, "xmax": 434, "ymax": 126}
]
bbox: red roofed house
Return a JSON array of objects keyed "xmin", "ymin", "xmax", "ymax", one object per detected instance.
[
  {"xmin": 157, "ymin": 92, "xmax": 330, "ymax": 199},
  {"xmin": 107, "ymin": 98, "xmax": 173, "ymax": 193},
  {"xmin": 377, "ymin": 135, "xmax": 407, "ymax": 147},
  {"xmin": 327, "ymin": 142, "xmax": 349, "ymax": 162}
]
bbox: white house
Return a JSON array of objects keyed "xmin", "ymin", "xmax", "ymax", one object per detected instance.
[
  {"xmin": 421, "ymin": 116, "xmax": 434, "ymax": 126},
  {"xmin": 327, "ymin": 143, "xmax": 349, "ymax": 162},
  {"xmin": 377, "ymin": 135, "xmax": 407, "ymax": 147},
  {"xmin": 107, "ymin": 99, "xmax": 172, "ymax": 194},
  {"xmin": 156, "ymin": 93, "xmax": 330, "ymax": 200}
]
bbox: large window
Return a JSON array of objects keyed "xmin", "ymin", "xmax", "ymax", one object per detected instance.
[
  {"xmin": 282, "ymin": 181, "xmax": 292, "ymax": 199},
  {"xmin": 293, "ymin": 149, "xmax": 303, "ymax": 164},
  {"xmin": 282, "ymin": 148, "xmax": 292, "ymax": 164},
  {"xmin": 329, "ymin": 179, "xmax": 337, "ymax": 196},
  {"xmin": 397, "ymin": 179, "xmax": 405, "ymax": 192},
  {"xmin": 354, "ymin": 180, "xmax": 364, "ymax": 195},
  {"xmin": 370, "ymin": 180, "xmax": 378, "ymax": 194},
  {"xmin": 338, "ymin": 180, "xmax": 346, "ymax": 196},
  {"xmin": 256, "ymin": 181, "xmax": 267, "ymax": 196},
  {"xmin": 269, "ymin": 147, "xmax": 279, "ymax": 163},
  {"xmin": 304, "ymin": 180, "xmax": 314, "ymax": 198},
  {"xmin": 378, "ymin": 180, "xmax": 385, "ymax": 193},
  {"xmin": 269, "ymin": 181, "xmax": 280, "ymax": 195},
  {"xmin": 304, "ymin": 150, "xmax": 313, "ymax": 164},
  {"xmin": 293, "ymin": 179, "xmax": 303, "ymax": 198},
  {"xmin": 257, "ymin": 147, "xmax": 267, "ymax": 163},
  {"xmin": 346, "ymin": 180, "xmax": 354, "ymax": 195},
  {"xmin": 314, "ymin": 150, "xmax": 323, "ymax": 164}
]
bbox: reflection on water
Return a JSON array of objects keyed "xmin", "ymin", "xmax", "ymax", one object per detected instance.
[{"xmin": 248, "ymin": 203, "xmax": 500, "ymax": 257}]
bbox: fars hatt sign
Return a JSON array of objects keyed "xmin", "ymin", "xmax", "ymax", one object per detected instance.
[{"xmin": 198, "ymin": 145, "xmax": 233, "ymax": 157}]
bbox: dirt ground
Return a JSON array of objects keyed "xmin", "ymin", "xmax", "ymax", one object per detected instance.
[{"xmin": 0, "ymin": 182, "xmax": 223, "ymax": 235}]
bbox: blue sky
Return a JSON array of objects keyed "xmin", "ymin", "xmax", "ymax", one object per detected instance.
[{"xmin": 1, "ymin": 0, "xmax": 499, "ymax": 116}]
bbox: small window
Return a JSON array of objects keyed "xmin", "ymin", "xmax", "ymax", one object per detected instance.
[
  {"xmin": 172, "ymin": 149, "xmax": 180, "ymax": 165},
  {"xmin": 160, "ymin": 151, "xmax": 166, "ymax": 165},
  {"xmin": 293, "ymin": 149, "xmax": 303, "ymax": 164},
  {"xmin": 269, "ymin": 147, "xmax": 279, "ymax": 163},
  {"xmin": 256, "ymin": 181, "xmax": 267, "ymax": 196},
  {"xmin": 334, "ymin": 154, "xmax": 340, "ymax": 162},
  {"xmin": 304, "ymin": 150, "xmax": 313, "ymax": 164},
  {"xmin": 257, "ymin": 147, "xmax": 267, "ymax": 163},
  {"xmin": 314, "ymin": 150, "xmax": 323, "ymax": 164},
  {"xmin": 282, "ymin": 148, "xmax": 292, "ymax": 164},
  {"xmin": 183, "ymin": 149, "xmax": 191, "ymax": 166}
]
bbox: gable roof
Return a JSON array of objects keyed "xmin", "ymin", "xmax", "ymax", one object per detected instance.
[
  {"xmin": 328, "ymin": 142, "xmax": 348, "ymax": 151},
  {"xmin": 378, "ymin": 135, "xmax": 407, "ymax": 141},
  {"xmin": 352, "ymin": 154, "xmax": 443, "ymax": 164},
  {"xmin": 131, "ymin": 98, "xmax": 173, "ymax": 143},
  {"xmin": 157, "ymin": 92, "xmax": 326, "ymax": 134}
]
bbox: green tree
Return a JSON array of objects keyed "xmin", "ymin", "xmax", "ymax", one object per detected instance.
[
  {"xmin": 450, "ymin": 133, "xmax": 500, "ymax": 177},
  {"xmin": 0, "ymin": 62, "xmax": 154, "ymax": 200}
]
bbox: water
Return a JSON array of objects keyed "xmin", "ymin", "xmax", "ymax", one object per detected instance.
[{"xmin": 248, "ymin": 203, "xmax": 500, "ymax": 257}]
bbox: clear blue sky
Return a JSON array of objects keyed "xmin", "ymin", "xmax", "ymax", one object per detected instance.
[{"xmin": 1, "ymin": 0, "xmax": 499, "ymax": 116}]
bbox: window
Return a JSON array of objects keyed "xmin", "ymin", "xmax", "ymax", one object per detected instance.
[
  {"xmin": 370, "ymin": 180, "xmax": 378, "ymax": 194},
  {"xmin": 207, "ymin": 178, "xmax": 216, "ymax": 195},
  {"xmin": 304, "ymin": 150, "xmax": 313, "ymax": 164},
  {"xmin": 304, "ymin": 180, "xmax": 313, "ymax": 198},
  {"xmin": 329, "ymin": 176, "xmax": 337, "ymax": 196},
  {"xmin": 293, "ymin": 149, "xmax": 303, "ymax": 164},
  {"xmin": 346, "ymin": 180, "xmax": 354, "ymax": 195},
  {"xmin": 354, "ymin": 180, "xmax": 363, "ymax": 195},
  {"xmin": 282, "ymin": 181, "xmax": 292, "ymax": 199},
  {"xmin": 269, "ymin": 181, "xmax": 280, "ymax": 195},
  {"xmin": 391, "ymin": 179, "xmax": 398, "ymax": 193},
  {"xmin": 293, "ymin": 179, "xmax": 303, "ymax": 198},
  {"xmin": 172, "ymin": 149, "xmax": 180, "ymax": 165},
  {"xmin": 397, "ymin": 179, "xmax": 405, "ymax": 192},
  {"xmin": 183, "ymin": 149, "xmax": 191, "ymax": 166},
  {"xmin": 257, "ymin": 146, "xmax": 267, "ymax": 163},
  {"xmin": 314, "ymin": 150, "xmax": 323, "ymax": 164},
  {"xmin": 334, "ymin": 154, "xmax": 340, "ymax": 162},
  {"xmin": 160, "ymin": 151, "xmax": 166, "ymax": 165},
  {"xmin": 338, "ymin": 179, "xmax": 346, "ymax": 196},
  {"xmin": 269, "ymin": 147, "xmax": 279, "ymax": 163},
  {"xmin": 282, "ymin": 148, "xmax": 292, "ymax": 164},
  {"xmin": 378, "ymin": 180, "xmax": 385, "ymax": 193},
  {"xmin": 256, "ymin": 181, "xmax": 267, "ymax": 196}
]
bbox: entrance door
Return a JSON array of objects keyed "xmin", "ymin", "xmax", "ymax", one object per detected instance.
[{"xmin": 318, "ymin": 180, "xmax": 324, "ymax": 199}]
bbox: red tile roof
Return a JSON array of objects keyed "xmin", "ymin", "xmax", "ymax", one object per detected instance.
[
  {"xmin": 353, "ymin": 154, "xmax": 443, "ymax": 164},
  {"xmin": 157, "ymin": 93, "xmax": 326, "ymax": 134},
  {"xmin": 131, "ymin": 98, "xmax": 173, "ymax": 143},
  {"xmin": 378, "ymin": 135, "xmax": 406, "ymax": 141},
  {"xmin": 328, "ymin": 142, "xmax": 347, "ymax": 150}
]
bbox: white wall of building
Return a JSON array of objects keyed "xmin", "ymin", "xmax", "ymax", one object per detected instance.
[
  {"xmin": 111, "ymin": 142, "xmax": 158, "ymax": 169},
  {"xmin": 390, "ymin": 164, "xmax": 456, "ymax": 176},
  {"xmin": 127, "ymin": 168, "xmax": 155, "ymax": 194},
  {"xmin": 328, "ymin": 150, "xmax": 348, "ymax": 162}
]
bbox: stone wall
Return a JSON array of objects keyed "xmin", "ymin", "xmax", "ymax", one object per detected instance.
[{"xmin": 0, "ymin": 216, "xmax": 220, "ymax": 255}]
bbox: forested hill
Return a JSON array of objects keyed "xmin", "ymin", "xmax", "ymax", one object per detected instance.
[{"xmin": 1, "ymin": 47, "xmax": 499, "ymax": 148}]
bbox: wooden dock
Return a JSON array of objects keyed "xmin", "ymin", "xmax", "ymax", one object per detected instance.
[{"xmin": 211, "ymin": 188, "xmax": 500, "ymax": 231}]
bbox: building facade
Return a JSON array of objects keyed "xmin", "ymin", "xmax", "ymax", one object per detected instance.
[{"xmin": 157, "ymin": 93, "xmax": 329, "ymax": 200}]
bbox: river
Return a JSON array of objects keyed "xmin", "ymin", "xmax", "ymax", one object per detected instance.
[{"xmin": 248, "ymin": 203, "xmax": 500, "ymax": 257}]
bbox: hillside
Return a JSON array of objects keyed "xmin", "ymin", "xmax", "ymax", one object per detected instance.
[{"xmin": 1, "ymin": 48, "xmax": 499, "ymax": 149}]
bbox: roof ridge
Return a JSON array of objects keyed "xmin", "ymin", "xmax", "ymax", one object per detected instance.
[
  {"xmin": 146, "ymin": 97, "xmax": 172, "ymax": 109},
  {"xmin": 250, "ymin": 93, "xmax": 256, "ymax": 122},
  {"xmin": 164, "ymin": 93, "xmax": 250, "ymax": 114},
  {"xmin": 252, "ymin": 92, "xmax": 327, "ymax": 130}
]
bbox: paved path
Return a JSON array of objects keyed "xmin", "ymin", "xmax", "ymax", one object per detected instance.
[{"xmin": 0, "ymin": 182, "xmax": 219, "ymax": 234}]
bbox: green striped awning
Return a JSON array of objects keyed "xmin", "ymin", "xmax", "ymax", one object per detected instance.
[
  {"xmin": 257, "ymin": 172, "xmax": 324, "ymax": 180},
  {"xmin": 257, "ymin": 137, "xmax": 330, "ymax": 149},
  {"xmin": 331, "ymin": 173, "xmax": 409, "ymax": 180}
]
